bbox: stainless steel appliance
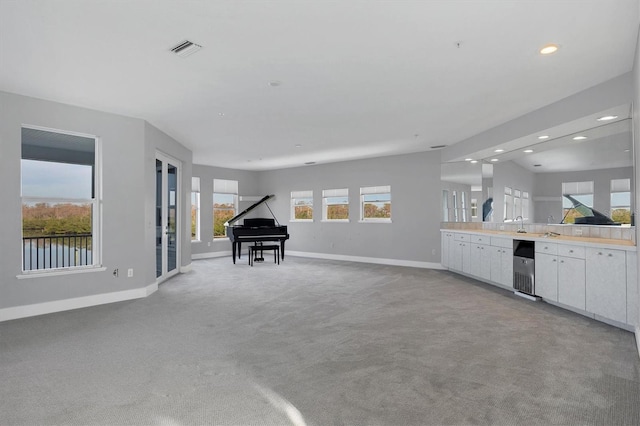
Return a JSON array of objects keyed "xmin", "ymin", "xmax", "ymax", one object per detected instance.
[{"xmin": 513, "ymin": 240, "xmax": 535, "ymax": 295}]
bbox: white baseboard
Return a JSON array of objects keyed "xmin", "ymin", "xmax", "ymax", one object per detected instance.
[
  {"xmin": 286, "ymin": 250, "xmax": 445, "ymax": 270},
  {"xmin": 179, "ymin": 263, "xmax": 192, "ymax": 273},
  {"xmin": 0, "ymin": 282, "xmax": 158, "ymax": 322}
]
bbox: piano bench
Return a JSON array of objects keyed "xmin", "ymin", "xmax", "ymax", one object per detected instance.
[{"xmin": 248, "ymin": 244, "xmax": 280, "ymax": 266}]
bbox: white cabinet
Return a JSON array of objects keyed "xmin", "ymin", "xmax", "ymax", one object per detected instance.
[
  {"xmin": 535, "ymin": 252, "xmax": 558, "ymax": 301},
  {"xmin": 557, "ymin": 247, "xmax": 586, "ymax": 311},
  {"xmin": 586, "ymin": 247, "xmax": 627, "ymax": 324},
  {"xmin": 441, "ymin": 232, "xmax": 453, "ymax": 268},
  {"xmin": 450, "ymin": 233, "xmax": 470, "ymax": 272},
  {"xmin": 471, "ymin": 243, "xmax": 491, "ymax": 280},
  {"xmin": 627, "ymin": 252, "xmax": 638, "ymax": 327},
  {"xmin": 490, "ymin": 237, "xmax": 513, "ymax": 287}
]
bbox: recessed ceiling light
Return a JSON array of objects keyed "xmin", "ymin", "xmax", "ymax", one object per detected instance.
[
  {"xmin": 597, "ymin": 115, "xmax": 618, "ymax": 121},
  {"xmin": 523, "ymin": 149, "xmax": 534, "ymax": 153},
  {"xmin": 268, "ymin": 80, "xmax": 282, "ymax": 87},
  {"xmin": 573, "ymin": 136, "xmax": 587, "ymax": 141},
  {"xmin": 539, "ymin": 44, "xmax": 559, "ymax": 55},
  {"xmin": 464, "ymin": 158, "xmax": 473, "ymax": 161},
  {"xmin": 538, "ymin": 135, "xmax": 549, "ymax": 140},
  {"xmin": 218, "ymin": 112, "xmax": 225, "ymax": 117},
  {"xmin": 624, "ymin": 149, "xmax": 630, "ymax": 153},
  {"xmin": 295, "ymin": 144, "xmax": 302, "ymax": 148},
  {"xmin": 490, "ymin": 158, "xmax": 499, "ymax": 162},
  {"xmin": 494, "ymin": 149, "xmax": 504, "ymax": 153},
  {"xmin": 470, "ymin": 160, "xmax": 478, "ymax": 164}
]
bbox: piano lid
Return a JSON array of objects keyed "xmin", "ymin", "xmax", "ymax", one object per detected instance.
[
  {"xmin": 561, "ymin": 194, "xmax": 617, "ymax": 225},
  {"xmin": 224, "ymin": 194, "xmax": 275, "ymax": 226}
]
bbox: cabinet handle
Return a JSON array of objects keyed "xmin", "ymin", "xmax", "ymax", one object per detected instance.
[
  {"xmin": 569, "ymin": 250, "xmax": 573, "ymax": 253},
  {"xmin": 560, "ymin": 260, "xmax": 564, "ymax": 263},
  {"xmin": 598, "ymin": 252, "xmax": 603, "ymax": 255},
  {"xmin": 608, "ymin": 253, "xmax": 613, "ymax": 257},
  {"xmin": 553, "ymin": 259, "xmax": 556, "ymax": 262}
]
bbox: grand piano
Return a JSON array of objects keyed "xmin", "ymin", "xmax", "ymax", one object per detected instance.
[
  {"xmin": 562, "ymin": 194, "xmax": 619, "ymax": 225},
  {"xmin": 224, "ymin": 194, "xmax": 290, "ymax": 264}
]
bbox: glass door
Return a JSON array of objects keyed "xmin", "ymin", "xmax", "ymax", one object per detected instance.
[{"xmin": 156, "ymin": 152, "xmax": 180, "ymax": 281}]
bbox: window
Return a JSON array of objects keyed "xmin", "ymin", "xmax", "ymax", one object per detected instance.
[
  {"xmin": 460, "ymin": 191, "xmax": 467, "ymax": 222},
  {"xmin": 504, "ymin": 187, "xmax": 513, "ymax": 221},
  {"xmin": 452, "ymin": 191, "xmax": 459, "ymax": 222},
  {"xmin": 360, "ymin": 186, "xmax": 391, "ymax": 222},
  {"xmin": 322, "ymin": 188, "xmax": 349, "ymax": 221},
  {"xmin": 562, "ymin": 181, "xmax": 594, "ymax": 223},
  {"xmin": 521, "ymin": 192, "xmax": 529, "ymax": 221},
  {"xmin": 191, "ymin": 177, "xmax": 201, "ymax": 241},
  {"xmin": 213, "ymin": 179, "xmax": 238, "ymax": 238},
  {"xmin": 291, "ymin": 190, "xmax": 313, "ymax": 221},
  {"xmin": 442, "ymin": 190, "xmax": 449, "ymax": 221},
  {"xmin": 611, "ymin": 178, "xmax": 631, "ymax": 224},
  {"xmin": 513, "ymin": 189, "xmax": 521, "ymax": 219},
  {"xmin": 471, "ymin": 198, "xmax": 478, "ymax": 219},
  {"xmin": 21, "ymin": 127, "xmax": 99, "ymax": 271}
]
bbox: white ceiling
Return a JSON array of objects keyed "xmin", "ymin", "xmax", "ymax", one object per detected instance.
[{"xmin": 1, "ymin": 1, "xmax": 638, "ymax": 171}]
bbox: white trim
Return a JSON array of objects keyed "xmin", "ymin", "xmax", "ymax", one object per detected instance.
[
  {"xmin": 0, "ymin": 282, "xmax": 158, "ymax": 322},
  {"xmin": 636, "ymin": 325, "xmax": 640, "ymax": 359},
  {"xmin": 17, "ymin": 266, "xmax": 107, "ymax": 279},
  {"xmin": 286, "ymin": 250, "xmax": 445, "ymax": 270},
  {"xmin": 240, "ymin": 195, "xmax": 263, "ymax": 202},
  {"xmin": 321, "ymin": 219, "xmax": 350, "ymax": 223},
  {"xmin": 358, "ymin": 219, "xmax": 392, "ymax": 224},
  {"xmin": 179, "ymin": 263, "xmax": 192, "ymax": 273},
  {"xmin": 289, "ymin": 219, "xmax": 313, "ymax": 223}
]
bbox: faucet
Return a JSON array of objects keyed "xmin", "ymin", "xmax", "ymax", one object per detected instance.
[{"xmin": 516, "ymin": 215, "xmax": 525, "ymax": 233}]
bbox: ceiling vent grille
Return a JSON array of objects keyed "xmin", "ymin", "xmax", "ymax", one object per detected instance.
[{"xmin": 170, "ymin": 40, "xmax": 202, "ymax": 58}]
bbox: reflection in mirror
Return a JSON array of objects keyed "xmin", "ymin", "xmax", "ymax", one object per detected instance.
[
  {"xmin": 442, "ymin": 117, "xmax": 633, "ymax": 225},
  {"xmin": 441, "ymin": 161, "xmax": 493, "ymax": 222}
]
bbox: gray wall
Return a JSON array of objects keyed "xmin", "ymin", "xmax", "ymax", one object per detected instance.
[
  {"xmin": 633, "ymin": 17, "xmax": 640, "ymax": 337},
  {"xmin": 191, "ymin": 164, "xmax": 260, "ymax": 256},
  {"xmin": 255, "ymin": 151, "xmax": 442, "ymax": 263},
  {"xmin": 0, "ymin": 91, "xmax": 191, "ymax": 311},
  {"xmin": 532, "ymin": 167, "xmax": 633, "ymax": 223}
]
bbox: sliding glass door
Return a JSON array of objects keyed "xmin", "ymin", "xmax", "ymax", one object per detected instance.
[{"xmin": 156, "ymin": 152, "xmax": 180, "ymax": 281}]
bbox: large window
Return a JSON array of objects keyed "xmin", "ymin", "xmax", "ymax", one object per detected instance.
[
  {"xmin": 191, "ymin": 177, "xmax": 200, "ymax": 241},
  {"xmin": 291, "ymin": 190, "xmax": 313, "ymax": 221},
  {"xmin": 611, "ymin": 178, "xmax": 631, "ymax": 224},
  {"xmin": 360, "ymin": 185, "xmax": 391, "ymax": 222},
  {"xmin": 504, "ymin": 187, "xmax": 513, "ymax": 221},
  {"xmin": 21, "ymin": 127, "xmax": 99, "ymax": 271},
  {"xmin": 322, "ymin": 188, "xmax": 349, "ymax": 221},
  {"xmin": 213, "ymin": 179, "xmax": 238, "ymax": 238},
  {"xmin": 562, "ymin": 181, "xmax": 594, "ymax": 223}
]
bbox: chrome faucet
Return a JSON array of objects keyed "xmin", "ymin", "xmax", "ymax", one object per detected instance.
[{"xmin": 516, "ymin": 215, "xmax": 525, "ymax": 233}]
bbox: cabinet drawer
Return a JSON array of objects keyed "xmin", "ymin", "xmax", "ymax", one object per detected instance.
[
  {"xmin": 491, "ymin": 237, "xmax": 512, "ymax": 248},
  {"xmin": 471, "ymin": 235, "xmax": 489, "ymax": 244},
  {"xmin": 454, "ymin": 233, "xmax": 469, "ymax": 242},
  {"xmin": 535, "ymin": 242, "xmax": 558, "ymax": 255},
  {"xmin": 557, "ymin": 245, "xmax": 585, "ymax": 259}
]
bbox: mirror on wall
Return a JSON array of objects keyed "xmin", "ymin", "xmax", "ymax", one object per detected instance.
[{"xmin": 441, "ymin": 115, "xmax": 633, "ymax": 224}]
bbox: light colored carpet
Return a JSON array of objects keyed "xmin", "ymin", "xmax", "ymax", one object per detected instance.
[{"xmin": 1, "ymin": 256, "xmax": 639, "ymax": 425}]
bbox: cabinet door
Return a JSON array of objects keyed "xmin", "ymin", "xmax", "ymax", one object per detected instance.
[
  {"xmin": 500, "ymin": 249, "xmax": 513, "ymax": 287},
  {"xmin": 586, "ymin": 248, "xmax": 626, "ymax": 323},
  {"xmin": 461, "ymin": 243, "xmax": 472, "ymax": 274},
  {"xmin": 490, "ymin": 246, "xmax": 502, "ymax": 283},
  {"xmin": 450, "ymin": 242, "xmax": 463, "ymax": 271},
  {"xmin": 441, "ymin": 232, "xmax": 451, "ymax": 268},
  {"xmin": 558, "ymin": 257, "xmax": 586, "ymax": 310},
  {"xmin": 470, "ymin": 245, "xmax": 482, "ymax": 277},
  {"xmin": 535, "ymin": 253, "xmax": 558, "ymax": 301},
  {"xmin": 479, "ymin": 244, "xmax": 491, "ymax": 280}
]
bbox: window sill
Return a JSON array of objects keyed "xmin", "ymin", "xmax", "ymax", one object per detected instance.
[
  {"xmin": 321, "ymin": 220, "xmax": 350, "ymax": 223},
  {"xmin": 213, "ymin": 238, "xmax": 230, "ymax": 242},
  {"xmin": 359, "ymin": 220, "xmax": 392, "ymax": 224},
  {"xmin": 191, "ymin": 239, "xmax": 202, "ymax": 243},
  {"xmin": 290, "ymin": 219, "xmax": 313, "ymax": 223},
  {"xmin": 17, "ymin": 266, "xmax": 108, "ymax": 280}
]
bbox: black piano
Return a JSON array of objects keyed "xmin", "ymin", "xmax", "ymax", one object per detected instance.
[
  {"xmin": 224, "ymin": 194, "xmax": 290, "ymax": 263},
  {"xmin": 562, "ymin": 194, "xmax": 619, "ymax": 225}
]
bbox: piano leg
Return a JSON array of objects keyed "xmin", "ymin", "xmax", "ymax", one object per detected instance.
[
  {"xmin": 232, "ymin": 242, "xmax": 237, "ymax": 264},
  {"xmin": 280, "ymin": 240, "xmax": 286, "ymax": 260}
]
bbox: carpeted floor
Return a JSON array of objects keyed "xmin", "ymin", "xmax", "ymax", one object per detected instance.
[{"xmin": 1, "ymin": 256, "xmax": 639, "ymax": 425}]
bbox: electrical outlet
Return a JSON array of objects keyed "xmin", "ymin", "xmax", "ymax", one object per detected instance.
[
  {"xmin": 113, "ymin": 268, "xmax": 119, "ymax": 277},
  {"xmin": 431, "ymin": 249, "xmax": 436, "ymax": 256},
  {"xmin": 499, "ymin": 225, "xmax": 505, "ymax": 230},
  {"xmin": 208, "ymin": 242, "xmax": 211, "ymax": 247},
  {"xmin": 127, "ymin": 268, "xmax": 133, "ymax": 278},
  {"xmin": 574, "ymin": 228, "xmax": 583, "ymax": 236}
]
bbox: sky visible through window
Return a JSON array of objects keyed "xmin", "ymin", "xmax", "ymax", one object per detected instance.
[{"xmin": 22, "ymin": 160, "xmax": 93, "ymax": 199}]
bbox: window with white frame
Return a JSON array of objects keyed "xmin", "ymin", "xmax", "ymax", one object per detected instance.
[
  {"xmin": 452, "ymin": 191, "xmax": 459, "ymax": 222},
  {"xmin": 504, "ymin": 187, "xmax": 513, "ymax": 221},
  {"xmin": 562, "ymin": 181, "xmax": 594, "ymax": 224},
  {"xmin": 291, "ymin": 190, "xmax": 313, "ymax": 221},
  {"xmin": 323, "ymin": 188, "xmax": 349, "ymax": 221},
  {"xmin": 471, "ymin": 198, "xmax": 478, "ymax": 219},
  {"xmin": 460, "ymin": 191, "xmax": 467, "ymax": 222},
  {"xmin": 513, "ymin": 189, "xmax": 521, "ymax": 219},
  {"xmin": 521, "ymin": 191, "xmax": 529, "ymax": 221},
  {"xmin": 21, "ymin": 127, "xmax": 100, "ymax": 272},
  {"xmin": 360, "ymin": 185, "xmax": 391, "ymax": 222},
  {"xmin": 213, "ymin": 179, "xmax": 238, "ymax": 238},
  {"xmin": 191, "ymin": 177, "xmax": 201, "ymax": 241},
  {"xmin": 442, "ymin": 190, "xmax": 449, "ymax": 221},
  {"xmin": 610, "ymin": 178, "xmax": 631, "ymax": 224}
]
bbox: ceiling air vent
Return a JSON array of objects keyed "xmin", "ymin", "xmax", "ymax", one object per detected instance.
[
  {"xmin": 430, "ymin": 145, "xmax": 447, "ymax": 149},
  {"xmin": 170, "ymin": 40, "xmax": 202, "ymax": 58}
]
